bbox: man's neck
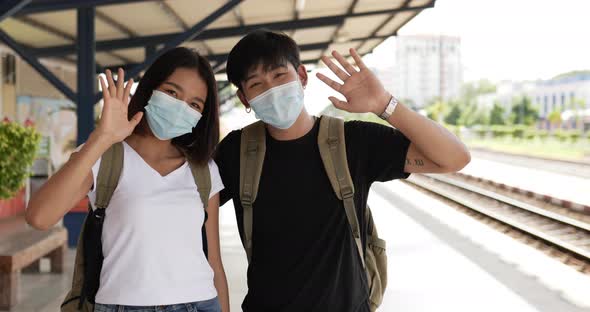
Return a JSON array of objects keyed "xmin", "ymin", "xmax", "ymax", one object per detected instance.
[{"xmin": 266, "ymin": 108, "xmax": 315, "ymax": 141}]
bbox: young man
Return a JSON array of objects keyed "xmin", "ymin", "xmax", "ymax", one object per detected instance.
[{"xmin": 214, "ymin": 30, "xmax": 471, "ymax": 312}]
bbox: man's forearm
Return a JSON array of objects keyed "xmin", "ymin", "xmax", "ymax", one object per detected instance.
[{"xmin": 385, "ymin": 100, "xmax": 470, "ymax": 170}]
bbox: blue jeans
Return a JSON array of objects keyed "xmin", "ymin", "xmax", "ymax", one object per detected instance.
[{"xmin": 94, "ymin": 297, "xmax": 221, "ymax": 312}]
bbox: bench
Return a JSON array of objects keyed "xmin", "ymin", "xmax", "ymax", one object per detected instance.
[{"xmin": 0, "ymin": 215, "xmax": 67, "ymax": 310}]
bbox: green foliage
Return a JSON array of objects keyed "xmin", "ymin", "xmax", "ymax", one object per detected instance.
[
  {"xmin": 548, "ymin": 110, "xmax": 562, "ymax": 126},
  {"xmin": 426, "ymin": 100, "xmax": 447, "ymax": 122},
  {"xmin": 510, "ymin": 96, "xmax": 539, "ymax": 125},
  {"xmin": 0, "ymin": 122, "xmax": 41, "ymax": 199},
  {"xmin": 554, "ymin": 129, "xmax": 568, "ymax": 142},
  {"xmin": 571, "ymin": 131, "xmax": 582, "ymax": 143},
  {"xmin": 511, "ymin": 125, "xmax": 527, "ymax": 139},
  {"xmin": 474, "ymin": 126, "xmax": 487, "ymax": 139},
  {"xmin": 537, "ymin": 129, "xmax": 549, "ymax": 140},
  {"xmin": 489, "ymin": 103, "xmax": 506, "ymax": 125},
  {"xmin": 444, "ymin": 103, "xmax": 462, "ymax": 125},
  {"xmin": 490, "ymin": 125, "xmax": 511, "ymax": 138},
  {"xmin": 524, "ymin": 129, "xmax": 537, "ymax": 140},
  {"xmin": 552, "ymin": 70, "xmax": 590, "ymax": 80}
]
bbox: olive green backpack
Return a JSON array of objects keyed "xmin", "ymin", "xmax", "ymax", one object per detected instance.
[
  {"xmin": 61, "ymin": 142, "xmax": 212, "ymax": 311},
  {"xmin": 239, "ymin": 116, "xmax": 388, "ymax": 311}
]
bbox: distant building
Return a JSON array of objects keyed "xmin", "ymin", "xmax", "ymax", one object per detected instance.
[
  {"xmin": 392, "ymin": 35, "xmax": 462, "ymax": 108},
  {"xmin": 475, "ymin": 72, "xmax": 590, "ymax": 130},
  {"xmin": 531, "ymin": 73, "xmax": 590, "ymax": 119}
]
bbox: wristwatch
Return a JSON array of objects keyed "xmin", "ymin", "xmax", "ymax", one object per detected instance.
[{"xmin": 379, "ymin": 95, "xmax": 398, "ymax": 120}]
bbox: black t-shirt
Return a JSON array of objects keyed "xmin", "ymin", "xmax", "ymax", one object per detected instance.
[{"xmin": 214, "ymin": 117, "xmax": 411, "ymax": 312}]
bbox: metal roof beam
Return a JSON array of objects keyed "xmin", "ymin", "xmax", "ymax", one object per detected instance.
[
  {"xmin": 93, "ymin": 0, "xmax": 244, "ymax": 103},
  {"xmin": 95, "ymin": 9, "xmax": 137, "ymax": 37},
  {"xmin": 16, "ymin": 0, "xmax": 153, "ymax": 15},
  {"xmin": 0, "ymin": 29, "xmax": 76, "ymax": 101},
  {"xmin": 0, "ymin": 0, "xmax": 32, "ymax": 23},
  {"xmin": 356, "ymin": 0, "xmax": 436, "ymax": 51},
  {"xmin": 103, "ymin": 34, "xmax": 390, "ymax": 73},
  {"xmin": 32, "ymin": 3, "xmax": 434, "ymax": 58}
]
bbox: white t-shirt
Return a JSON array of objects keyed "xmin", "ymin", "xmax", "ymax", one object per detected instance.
[{"xmin": 82, "ymin": 141, "xmax": 224, "ymax": 306}]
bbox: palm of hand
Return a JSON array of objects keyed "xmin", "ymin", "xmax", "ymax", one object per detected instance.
[
  {"xmin": 339, "ymin": 70, "xmax": 386, "ymax": 113},
  {"xmin": 316, "ymin": 48, "xmax": 389, "ymax": 115},
  {"xmin": 96, "ymin": 68, "xmax": 143, "ymax": 143}
]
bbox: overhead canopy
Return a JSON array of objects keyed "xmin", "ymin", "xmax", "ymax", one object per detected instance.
[
  {"xmin": 0, "ymin": 0, "xmax": 434, "ymax": 144},
  {"xmin": 1, "ymin": 0, "xmax": 434, "ymax": 72}
]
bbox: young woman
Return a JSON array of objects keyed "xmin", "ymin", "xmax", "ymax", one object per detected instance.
[{"xmin": 26, "ymin": 47, "xmax": 229, "ymax": 312}]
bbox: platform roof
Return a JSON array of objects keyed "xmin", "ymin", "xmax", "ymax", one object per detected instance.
[{"xmin": 1, "ymin": 0, "xmax": 435, "ymax": 71}]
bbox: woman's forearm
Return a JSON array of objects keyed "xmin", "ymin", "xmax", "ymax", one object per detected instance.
[
  {"xmin": 213, "ymin": 269, "xmax": 230, "ymax": 312},
  {"xmin": 26, "ymin": 131, "xmax": 112, "ymax": 230}
]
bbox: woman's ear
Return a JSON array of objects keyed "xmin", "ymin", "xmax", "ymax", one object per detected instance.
[{"xmin": 237, "ymin": 89, "xmax": 251, "ymax": 109}]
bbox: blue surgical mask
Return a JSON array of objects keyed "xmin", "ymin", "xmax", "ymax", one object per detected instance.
[
  {"xmin": 248, "ymin": 80, "xmax": 304, "ymax": 129},
  {"xmin": 144, "ymin": 90, "xmax": 202, "ymax": 140}
]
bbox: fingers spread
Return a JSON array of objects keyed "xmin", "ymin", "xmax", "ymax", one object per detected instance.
[
  {"xmin": 350, "ymin": 48, "xmax": 367, "ymax": 70},
  {"xmin": 316, "ymin": 72, "xmax": 343, "ymax": 93},
  {"xmin": 106, "ymin": 69, "xmax": 117, "ymax": 97},
  {"xmin": 332, "ymin": 50, "xmax": 357, "ymax": 75},
  {"xmin": 320, "ymin": 55, "xmax": 349, "ymax": 82}
]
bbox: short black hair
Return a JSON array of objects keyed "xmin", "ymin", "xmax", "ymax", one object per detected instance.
[
  {"xmin": 226, "ymin": 29, "xmax": 301, "ymax": 89},
  {"xmin": 128, "ymin": 47, "xmax": 219, "ymax": 166}
]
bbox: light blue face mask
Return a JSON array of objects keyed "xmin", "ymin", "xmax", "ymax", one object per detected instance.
[
  {"xmin": 248, "ymin": 80, "xmax": 305, "ymax": 129},
  {"xmin": 144, "ymin": 90, "xmax": 202, "ymax": 140}
]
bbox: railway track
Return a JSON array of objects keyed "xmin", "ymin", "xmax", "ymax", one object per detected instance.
[{"xmin": 403, "ymin": 174, "xmax": 590, "ymax": 274}]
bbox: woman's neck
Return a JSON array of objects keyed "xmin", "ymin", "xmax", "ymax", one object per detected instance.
[{"xmin": 125, "ymin": 133, "xmax": 182, "ymax": 161}]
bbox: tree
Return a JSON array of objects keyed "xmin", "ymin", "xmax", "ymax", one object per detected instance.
[
  {"xmin": 547, "ymin": 110, "xmax": 562, "ymax": 130},
  {"xmin": 444, "ymin": 103, "xmax": 462, "ymax": 125},
  {"xmin": 568, "ymin": 97, "xmax": 586, "ymax": 130},
  {"xmin": 489, "ymin": 103, "xmax": 506, "ymax": 125},
  {"xmin": 510, "ymin": 96, "xmax": 538, "ymax": 126},
  {"xmin": 426, "ymin": 100, "xmax": 448, "ymax": 123}
]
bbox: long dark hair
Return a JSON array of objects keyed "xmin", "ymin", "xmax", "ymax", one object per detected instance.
[{"xmin": 128, "ymin": 47, "xmax": 219, "ymax": 166}]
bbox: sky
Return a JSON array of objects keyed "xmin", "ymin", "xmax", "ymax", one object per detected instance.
[{"xmin": 365, "ymin": 0, "xmax": 590, "ymax": 83}]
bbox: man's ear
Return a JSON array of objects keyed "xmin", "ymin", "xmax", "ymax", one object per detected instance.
[
  {"xmin": 297, "ymin": 64, "xmax": 309, "ymax": 88},
  {"xmin": 237, "ymin": 89, "xmax": 250, "ymax": 109}
]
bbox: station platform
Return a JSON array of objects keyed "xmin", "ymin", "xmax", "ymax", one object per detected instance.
[{"xmin": 9, "ymin": 180, "xmax": 590, "ymax": 311}]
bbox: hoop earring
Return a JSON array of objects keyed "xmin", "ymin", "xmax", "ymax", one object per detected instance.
[{"xmin": 246, "ymin": 107, "xmax": 252, "ymax": 113}]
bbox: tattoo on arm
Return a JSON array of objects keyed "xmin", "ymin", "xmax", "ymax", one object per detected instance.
[{"xmin": 406, "ymin": 158, "xmax": 425, "ymax": 166}]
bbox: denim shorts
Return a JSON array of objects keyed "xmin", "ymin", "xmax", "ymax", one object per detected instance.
[{"xmin": 94, "ymin": 297, "xmax": 221, "ymax": 312}]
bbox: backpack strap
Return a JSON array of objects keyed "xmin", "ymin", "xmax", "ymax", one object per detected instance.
[
  {"xmin": 318, "ymin": 116, "xmax": 365, "ymax": 268},
  {"xmin": 239, "ymin": 121, "xmax": 266, "ymax": 262},
  {"xmin": 94, "ymin": 142, "xmax": 124, "ymax": 209},
  {"xmin": 189, "ymin": 162, "xmax": 212, "ymax": 210}
]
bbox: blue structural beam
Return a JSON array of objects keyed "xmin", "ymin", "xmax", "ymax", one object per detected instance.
[
  {"xmin": 0, "ymin": 29, "xmax": 76, "ymax": 102},
  {"xmin": 101, "ymin": 33, "xmax": 393, "ymax": 74},
  {"xmin": 76, "ymin": 7, "xmax": 96, "ymax": 145},
  {"xmin": 16, "ymin": 0, "xmax": 151, "ymax": 15},
  {"xmin": 0, "ymin": 0, "xmax": 32, "ymax": 23},
  {"xmin": 33, "ymin": 3, "xmax": 434, "ymax": 58},
  {"xmin": 94, "ymin": 0, "xmax": 244, "ymax": 103}
]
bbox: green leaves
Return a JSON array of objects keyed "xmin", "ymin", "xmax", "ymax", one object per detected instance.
[{"xmin": 0, "ymin": 122, "xmax": 41, "ymax": 199}]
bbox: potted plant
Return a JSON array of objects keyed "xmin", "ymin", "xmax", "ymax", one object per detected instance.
[{"xmin": 0, "ymin": 120, "xmax": 41, "ymax": 218}]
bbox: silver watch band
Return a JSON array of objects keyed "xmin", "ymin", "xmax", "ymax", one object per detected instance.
[{"xmin": 379, "ymin": 96, "xmax": 398, "ymax": 120}]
